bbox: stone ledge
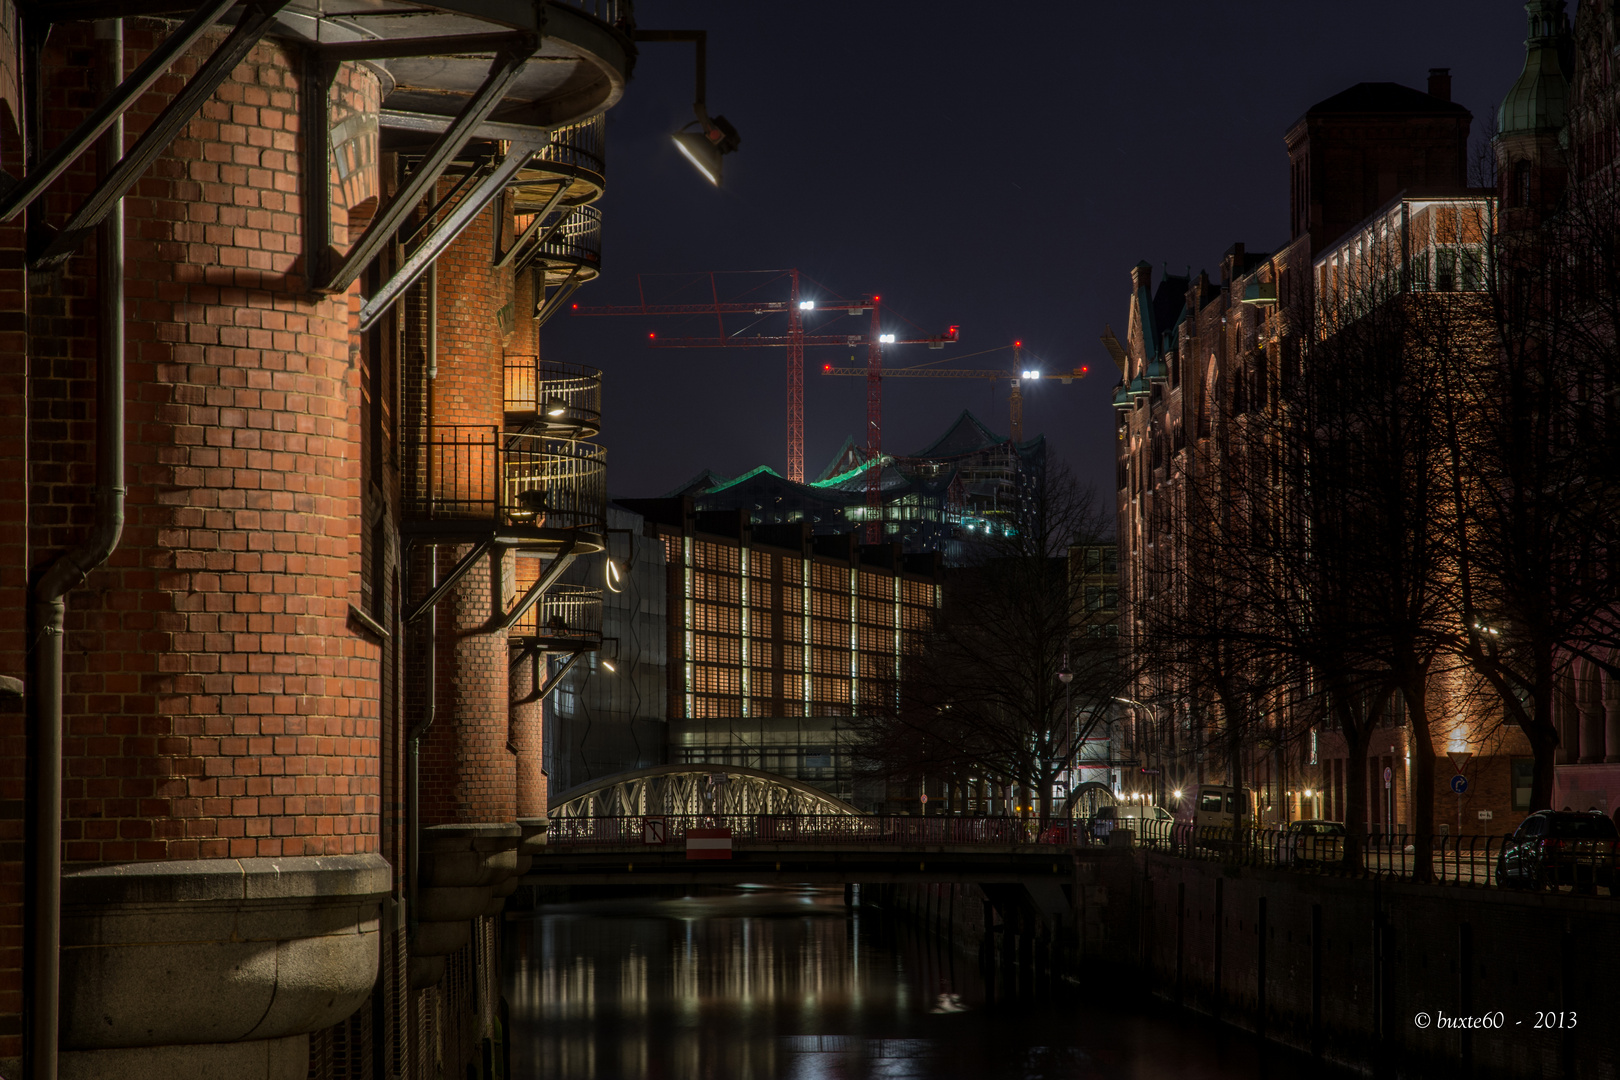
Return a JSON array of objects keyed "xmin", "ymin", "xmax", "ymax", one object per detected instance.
[
  {"xmin": 63, "ymin": 853, "xmax": 392, "ymax": 907},
  {"xmin": 59, "ymin": 854, "xmax": 391, "ymax": 1053}
]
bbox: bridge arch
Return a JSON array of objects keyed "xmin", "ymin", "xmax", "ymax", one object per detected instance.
[{"xmin": 547, "ymin": 764, "xmax": 865, "ymax": 818}]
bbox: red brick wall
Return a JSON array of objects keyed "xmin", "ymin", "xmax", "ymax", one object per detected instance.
[
  {"xmin": 0, "ymin": 1, "xmax": 25, "ymax": 1057},
  {"xmin": 418, "ymin": 544, "xmax": 515, "ymax": 825},
  {"xmin": 25, "ymin": 26, "xmax": 382, "ymax": 863},
  {"xmin": 412, "ymin": 179, "xmax": 519, "ymax": 825}
]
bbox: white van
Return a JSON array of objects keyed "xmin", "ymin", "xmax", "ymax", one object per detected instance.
[{"xmin": 1178, "ymin": 785, "xmax": 1256, "ymax": 835}]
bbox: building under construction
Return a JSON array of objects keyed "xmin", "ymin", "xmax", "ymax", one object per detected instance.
[{"xmin": 666, "ymin": 411, "xmax": 1048, "ymax": 555}]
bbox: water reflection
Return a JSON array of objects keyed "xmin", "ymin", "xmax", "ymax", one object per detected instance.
[{"xmin": 504, "ymin": 885, "xmax": 1346, "ymax": 1080}]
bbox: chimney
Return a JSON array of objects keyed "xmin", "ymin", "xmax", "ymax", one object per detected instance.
[{"xmin": 1428, "ymin": 67, "xmax": 1452, "ymax": 102}]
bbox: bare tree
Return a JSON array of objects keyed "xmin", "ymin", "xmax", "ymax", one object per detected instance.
[{"xmin": 853, "ymin": 467, "xmax": 1134, "ymax": 826}]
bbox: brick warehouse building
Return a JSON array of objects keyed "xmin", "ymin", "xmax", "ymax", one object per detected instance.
[
  {"xmin": 0, "ymin": 3, "xmax": 641, "ymax": 1078},
  {"xmin": 1105, "ymin": 64, "xmax": 1544, "ymax": 834}
]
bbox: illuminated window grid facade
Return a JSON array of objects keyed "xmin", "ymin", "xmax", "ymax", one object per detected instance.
[{"xmin": 665, "ymin": 536, "xmax": 939, "ymax": 721}]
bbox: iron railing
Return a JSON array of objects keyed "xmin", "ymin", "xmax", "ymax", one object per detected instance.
[
  {"xmin": 526, "ymin": 203, "xmax": 601, "ymax": 283},
  {"xmin": 1126, "ymin": 823, "xmax": 1618, "ymax": 893},
  {"xmin": 504, "ymin": 359, "xmax": 602, "ymax": 435},
  {"xmin": 548, "ymin": 814, "xmax": 1043, "ymax": 847},
  {"xmin": 550, "ymin": 0, "xmax": 633, "ymax": 29},
  {"xmin": 536, "ymin": 114, "xmax": 605, "ymax": 184},
  {"xmin": 405, "ymin": 425, "xmax": 606, "ymax": 531},
  {"xmin": 545, "ymin": 813, "xmax": 1620, "ymax": 897},
  {"xmin": 511, "ymin": 582, "xmax": 602, "ymax": 643}
]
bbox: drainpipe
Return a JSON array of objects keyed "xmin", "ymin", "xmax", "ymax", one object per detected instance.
[
  {"xmin": 26, "ymin": 21, "xmax": 123, "ymax": 1080},
  {"xmin": 406, "ymin": 265, "xmax": 438, "ymax": 936}
]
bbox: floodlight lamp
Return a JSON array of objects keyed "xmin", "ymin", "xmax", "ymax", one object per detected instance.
[
  {"xmin": 605, "ymin": 558, "xmax": 624, "ymax": 594},
  {"xmin": 799, "ymin": 300, "xmax": 815, "ymax": 310},
  {"xmin": 672, "ymin": 109, "xmax": 741, "ymax": 187},
  {"xmin": 879, "ymin": 333, "xmax": 896, "ymax": 344},
  {"xmin": 601, "ymin": 658, "xmax": 617, "ymax": 673},
  {"xmin": 544, "ymin": 397, "xmax": 569, "ymax": 418}
]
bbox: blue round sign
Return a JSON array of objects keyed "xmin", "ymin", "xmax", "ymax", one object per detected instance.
[{"xmin": 1450, "ymin": 774, "xmax": 1468, "ymax": 795}]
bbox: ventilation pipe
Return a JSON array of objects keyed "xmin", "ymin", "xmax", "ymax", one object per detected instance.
[{"xmin": 26, "ymin": 21, "xmax": 124, "ymax": 1080}]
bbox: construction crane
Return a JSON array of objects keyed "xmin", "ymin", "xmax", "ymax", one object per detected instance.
[
  {"xmin": 822, "ymin": 343, "xmax": 1089, "ymax": 443},
  {"xmin": 571, "ymin": 272, "xmax": 958, "ymax": 517}
]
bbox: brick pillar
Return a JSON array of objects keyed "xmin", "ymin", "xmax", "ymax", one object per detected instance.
[
  {"xmin": 512, "ymin": 665, "xmax": 546, "ymax": 818},
  {"xmin": 18, "ymin": 27, "xmax": 388, "ymax": 1080},
  {"xmin": 414, "ymin": 180, "xmax": 518, "ymax": 827},
  {"xmin": 420, "ymin": 543, "xmax": 515, "ymax": 824}
]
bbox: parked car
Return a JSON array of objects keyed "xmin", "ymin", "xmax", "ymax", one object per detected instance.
[
  {"xmin": 1275, "ymin": 819, "xmax": 1347, "ymax": 867},
  {"xmin": 1496, "ymin": 810, "xmax": 1618, "ymax": 893},
  {"xmin": 1091, "ymin": 804, "xmax": 1174, "ymax": 844}
]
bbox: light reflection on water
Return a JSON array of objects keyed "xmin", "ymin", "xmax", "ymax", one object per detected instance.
[{"xmin": 504, "ymin": 885, "xmax": 1344, "ymax": 1080}]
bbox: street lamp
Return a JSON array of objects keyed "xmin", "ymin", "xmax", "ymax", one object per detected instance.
[
  {"xmin": 1113, "ymin": 696, "xmax": 1162, "ymax": 805},
  {"xmin": 635, "ymin": 30, "xmax": 743, "ymax": 187},
  {"xmin": 1052, "ymin": 650, "xmax": 1076, "ymax": 820}
]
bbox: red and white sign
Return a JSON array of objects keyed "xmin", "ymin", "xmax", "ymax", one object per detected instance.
[
  {"xmin": 685, "ymin": 827, "xmax": 733, "ymax": 860},
  {"xmin": 642, "ymin": 817, "xmax": 667, "ymax": 845}
]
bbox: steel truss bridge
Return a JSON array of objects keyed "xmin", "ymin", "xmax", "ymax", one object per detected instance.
[{"xmin": 536, "ymin": 766, "xmax": 1102, "ymax": 893}]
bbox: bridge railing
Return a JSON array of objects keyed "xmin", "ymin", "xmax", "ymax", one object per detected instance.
[{"xmin": 546, "ymin": 815, "xmax": 1053, "ymax": 847}]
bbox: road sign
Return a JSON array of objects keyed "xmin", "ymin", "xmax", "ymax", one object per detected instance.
[
  {"xmin": 919, "ymin": 793, "xmax": 928, "ymax": 804},
  {"xmin": 1477, "ymin": 809, "xmax": 1493, "ymax": 821},
  {"xmin": 1450, "ymin": 774, "xmax": 1469, "ymax": 795},
  {"xmin": 1383, "ymin": 766, "xmax": 1393, "ymax": 787},
  {"xmin": 642, "ymin": 816, "xmax": 667, "ymax": 845},
  {"xmin": 686, "ymin": 827, "xmax": 732, "ymax": 860}
]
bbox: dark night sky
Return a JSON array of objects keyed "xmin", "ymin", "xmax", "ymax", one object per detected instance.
[{"xmin": 542, "ymin": 2, "xmax": 1530, "ymax": 499}]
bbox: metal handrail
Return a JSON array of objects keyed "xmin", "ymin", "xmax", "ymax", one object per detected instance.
[
  {"xmin": 535, "ymin": 114, "xmax": 605, "ymax": 181},
  {"xmin": 510, "ymin": 582, "xmax": 602, "ymax": 642},
  {"xmin": 404, "ymin": 425, "xmax": 606, "ymax": 531},
  {"xmin": 505, "ymin": 359, "xmax": 602, "ymax": 426},
  {"xmin": 525, "ymin": 203, "xmax": 601, "ymax": 280}
]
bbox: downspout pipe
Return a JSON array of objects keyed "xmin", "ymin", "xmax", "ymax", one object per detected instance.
[
  {"xmin": 26, "ymin": 20, "xmax": 123, "ymax": 1080},
  {"xmin": 406, "ymin": 264, "xmax": 437, "ymax": 939}
]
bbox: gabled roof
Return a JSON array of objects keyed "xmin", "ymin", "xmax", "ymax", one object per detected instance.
[
  {"xmin": 816, "ymin": 435, "xmax": 868, "ymax": 481},
  {"xmin": 910, "ymin": 409, "xmax": 1005, "ymax": 459},
  {"xmin": 663, "ymin": 467, "xmax": 732, "ymax": 498},
  {"xmin": 1306, "ymin": 82, "xmax": 1470, "ymax": 118}
]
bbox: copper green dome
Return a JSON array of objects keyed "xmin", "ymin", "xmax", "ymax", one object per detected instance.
[{"xmin": 1497, "ymin": 0, "xmax": 1569, "ymax": 136}]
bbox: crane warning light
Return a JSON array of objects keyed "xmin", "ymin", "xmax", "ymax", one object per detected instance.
[
  {"xmin": 823, "ymin": 363, "xmax": 832, "ymax": 372},
  {"xmin": 946, "ymin": 326, "xmax": 959, "ymax": 340},
  {"xmin": 1014, "ymin": 340, "xmax": 1022, "ymax": 347},
  {"xmin": 648, "ymin": 332, "xmax": 656, "ymax": 339},
  {"xmin": 1080, "ymin": 365, "xmax": 1089, "ymax": 374},
  {"xmin": 571, "ymin": 303, "xmax": 578, "ymax": 309}
]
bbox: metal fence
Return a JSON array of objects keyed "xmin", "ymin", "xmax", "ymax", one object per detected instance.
[
  {"xmin": 548, "ymin": 814, "xmax": 1043, "ymax": 847},
  {"xmin": 510, "ymin": 582, "xmax": 602, "ymax": 643},
  {"xmin": 404, "ymin": 425, "xmax": 606, "ymax": 531},
  {"xmin": 543, "ymin": 814, "xmax": 1620, "ymax": 896},
  {"xmin": 551, "ymin": 0, "xmax": 633, "ymax": 29},
  {"xmin": 536, "ymin": 114, "xmax": 606, "ymax": 182},
  {"xmin": 530, "ymin": 203, "xmax": 601, "ymax": 282},
  {"xmin": 1132, "ymin": 823, "xmax": 1617, "ymax": 893},
  {"xmin": 504, "ymin": 359, "xmax": 602, "ymax": 428}
]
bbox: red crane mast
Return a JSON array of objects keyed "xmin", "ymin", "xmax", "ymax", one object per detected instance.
[{"xmin": 572, "ymin": 273, "xmax": 956, "ymax": 499}]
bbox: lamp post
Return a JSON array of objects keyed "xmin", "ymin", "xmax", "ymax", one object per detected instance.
[
  {"xmin": 1057, "ymin": 650, "xmax": 1073, "ymax": 824},
  {"xmin": 1113, "ymin": 696, "xmax": 1161, "ymax": 805}
]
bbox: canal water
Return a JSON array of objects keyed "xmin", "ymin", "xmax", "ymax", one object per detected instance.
[{"xmin": 504, "ymin": 885, "xmax": 1349, "ymax": 1080}]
